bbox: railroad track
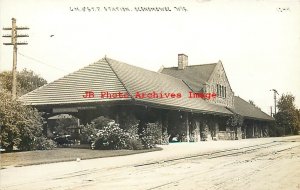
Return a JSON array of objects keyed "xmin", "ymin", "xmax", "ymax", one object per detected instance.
[
  {"xmin": 50, "ymin": 141, "xmax": 294, "ymax": 184},
  {"xmin": 53, "ymin": 140, "xmax": 299, "ymax": 185},
  {"xmin": 144, "ymin": 140, "xmax": 300, "ymax": 190},
  {"xmin": 134, "ymin": 141, "xmax": 289, "ymax": 167},
  {"xmin": 3, "ymin": 139, "xmax": 300, "ymax": 190}
]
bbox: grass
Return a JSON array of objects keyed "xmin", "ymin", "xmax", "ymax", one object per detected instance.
[{"xmin": 0, "ymin": 147, "xmax": 162, "ymax": 169}]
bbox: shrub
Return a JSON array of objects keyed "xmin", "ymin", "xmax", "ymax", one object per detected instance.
[
  {"xmin": 127, "ymin": 138, "xmax": 143, "ymax": 150},
  {"xmin": 83, "ymin": 119, "xmax": 161, "ymax": 150},
  {"xmin": 92, "ymin": 116, "xmax": 114, "ymax": 129},
  {"xmin": 269, "ymin": 122, "xmax": 285, "ymax": 137},
  {"xmin": 53, "ymin": 116, "xmax": 78, "ymax": 136},
  {"xmin": 80, "ymin": 123, "xmax": 98, "ymax": 144},
  {"xmin": 140, "ymin": 122, "xmax": 161, "ymax": 149},
  {"xmin": 120, "ymin": 113, "xmax": 139, "ymax": 130},
  {"xmin": 32, "ymin": 137, "xmax": 57, "ymax": 150},
  {"xmin": 93, "ymin": 123, "xmax": 129, "ymax": 150}
]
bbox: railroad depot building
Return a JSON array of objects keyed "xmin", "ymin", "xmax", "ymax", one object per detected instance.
[{"xmin": 19, "ymin": 54, "xmax": 274, "ymax": 142}]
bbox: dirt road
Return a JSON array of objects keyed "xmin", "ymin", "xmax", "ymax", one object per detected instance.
[{"xmin": 1, "ymin": 136, "xmax": 300, "ymax": 190}]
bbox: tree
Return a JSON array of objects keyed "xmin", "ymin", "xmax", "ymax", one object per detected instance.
[
  {"xmin": 0, "ymin": 69, "xmax": 47, "ymax": 97},
  {"xmin": 0, "ymin": 89, "xmax": 44, "ymax": 151},
  {"xmin": 274, "ymin": 94, "xmax": 299, "ymax": 135},
  {"xmin": 0, "ymin": 70, "xmax": 54, "ymax": 151},
  {"xmin": 297, "ymin": 109, "xmax": 300, "ymax": 133}
]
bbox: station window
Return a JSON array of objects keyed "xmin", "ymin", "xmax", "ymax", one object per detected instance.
[
  {"xmin": 221, "ymin": 86, "xmax": 224, "ymax": 97},
  {"xmin": 216, "ymin": 84, "xmax": 227, "ymax": 98}
]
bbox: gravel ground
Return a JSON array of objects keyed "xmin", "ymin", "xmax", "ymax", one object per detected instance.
[{"xmin": 1, "ymin": 136, "xmax": 299, "ymax": 190}]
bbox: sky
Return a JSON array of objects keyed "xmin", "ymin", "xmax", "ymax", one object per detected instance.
[{"xmin": 0, "ymin": 0, "xmax": 300, "ymax": 114}]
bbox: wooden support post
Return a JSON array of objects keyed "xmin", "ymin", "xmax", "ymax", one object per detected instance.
[
  {"xmin": 186, "ymin": 112, "xmax": 190, "ymax": 142},
  {"xmin": 158, "ymin": 110, "xmax": 163, "ymax": 144},
  {"xmin": 42, "ymin": 120, "xmax": 48, "ymax": 137},
  {"xmin": 41, "ymin": 113, "xmax": 50, "ymax": 138},
  {"xmin": 162, "ymin": 112, "xmax": 169, "ymax": 144},
  {"xmin": 204, "ymin": 120, "xmax": 212, "ymax": 141},
  {"xmin": 196, "ymin": 120, "xmax": 201, "ymax": 142},
  {"xmin": 214, "ymin": 122, "xmax": 219, "ymax": 141},
  {"xmin": 114, "ymin": 106, "xmax": 121, "ymax": 124},
  {"xmin": 115, "ymin": 112, "xmax": 120, "ymax": 124},
  {"xmin": 77, "ymin": 118, "xmax": 80, "ymax": 133},
  {"xmin": 165, "ymin": 114, "xmax": 169, "ymax": 134}
]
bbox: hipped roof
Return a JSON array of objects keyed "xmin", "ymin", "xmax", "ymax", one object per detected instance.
[
  {"xmin": 231, "ymin": 96, "xmax": 274, "ymax": 121},
  {"xmin": 19, "ymin": 57, "xmax": 232, "ymax": 115}
]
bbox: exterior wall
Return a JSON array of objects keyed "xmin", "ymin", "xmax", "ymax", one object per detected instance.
[
  {"xmin": 191, "ymin": 120, "xmax": 201, "ymax": 142},
  {"xmin": 198, "ymin": 119, "xmax": 208, "ymax": 141},
  {"xmin": 203, "ymin": 122, "xmax": 212, "ymax": 141},
  {"xmin": 71, "ymin": 104, "xmax": 271, "ymax": 143},
  {"xmin": 214, "ymin": 122, "xmax": 219, "ymax": 140},
  {"xmin": 195, "ymin": 116, "xmax": 241, "ymax": 141},
  {"xmin": 217, "ymin": 126, "xmax": 235, "ymax": 140},
  {"xmin": 262, "ymin": 125, "xmax": 269, "ymax": 137},
  {"xmin": 254, "ymin": 124, "xmax": 260, "ymax": 137},
  {"xmin": 206, "ymin": 62, "xmax": 234, "ymax": 108},
  {"xmin": 236, "ymin": 126, "xmax": 242, "ymax": 140},
  {"xmin": 189, "ymin": 116, "xmax": 215, "ymax": 141},
  {"xmin": 243, "ymin": 120, "xmax": 270, "ymax": 139}
]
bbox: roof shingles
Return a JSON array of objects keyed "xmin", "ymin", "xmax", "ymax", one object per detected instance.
[
  {"xmin": 107, "ymin": 58, "xmax": 232, "ymax": 115},
  {"xmin": 19, "ymin": 59, "xmax": 131, "ymax": 105},
  {"xmin": 19, "ymin": 57, "xmax": 273, "ymax": 121},
  {"xmin": 160, "ymin": 63, "xmax": 217, "ymax": 91},
  {"xmin": 232, "ymin": 96, "xmax": 274, "ymax": 121}
]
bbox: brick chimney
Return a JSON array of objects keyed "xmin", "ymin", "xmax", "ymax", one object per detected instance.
[{"xmin": 178, "ymin": 54, "xmax": 188, "ymax": 70}]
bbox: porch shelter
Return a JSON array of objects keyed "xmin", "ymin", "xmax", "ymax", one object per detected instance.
[{"xmin": 232, "ymin": 96, "xmax": 274, "ymax": 139}]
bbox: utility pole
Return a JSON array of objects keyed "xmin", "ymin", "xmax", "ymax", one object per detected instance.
[
  {"xmin": 270, "ymin": 106, "xmax": 273, "ymax": 117},
  {"xmin": 2, "ymin": 18, "xmax": 29, "ymax": 100},
  {"xmin": 270, "ymin": 89, "xmax": 279, "ymax": 115}
]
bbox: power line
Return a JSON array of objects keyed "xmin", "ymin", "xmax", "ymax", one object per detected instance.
[{"xmin": 18, "ymin": 52, "xmax": 69, "ymax": 73}]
